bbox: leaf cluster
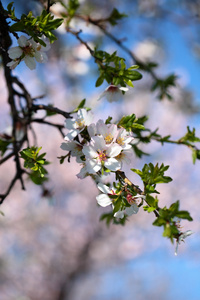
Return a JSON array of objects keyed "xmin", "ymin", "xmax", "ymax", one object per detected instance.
[
  {"xmin": 118, "ymin": 114, "xmax": 145, "ymax": 131},
  {"xmin": 107, "ymin": 8, "xmax": 127, "ymax": 26},
  {"xmin": 153, "ymin": 200, "xmax": 193, "ymax": 241},
  {"xmin": 132, "ymin": 163, "xmax": 172, "ymax": 194},
  {"xmin": 60, "ymin": 0, "xmax": 80, "ymax": 25},
  {"xmin": 95, "ymin": 50, "xmax": 142, "ymax": 87},
  {"xmin": 0, "ymin": 138, "xmax": 11, "ymax": 157},
  {"xmin": 20, "ymin": 147, "xmax": 49, "ymax": 184},
  {"xmin": 151, "ymin": 73, "xmax": 177, "ymax": 100},
  {"xmin": 6, "ymin": 3, "xmax": 63, "ymax": 44}
]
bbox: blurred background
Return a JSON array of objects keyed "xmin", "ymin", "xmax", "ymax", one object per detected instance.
[{"xmin": 0, "ymin": 0, "xmax": 200, "ymax": 299}]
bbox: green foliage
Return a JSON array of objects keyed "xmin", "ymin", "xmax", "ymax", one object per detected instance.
[
  {"xmin": 7, "ymin": 3, "xmax": 63, "ymax": 44},
  {"xmin": 20, "ymin": 147, "xmax": 49, "ymax": 184},
  {"xmin": 179, "ymin": 126, "xmax": 200, "ymax": 164},
  {"xmin": 107, "ymin": 8, "xmax": 127, "ymax": 26},
  {"xmin": 153, "ymin": 201, "xmax": 193, "ymax": 241},
  {"xmin": 151, "ymin": 73, "xmax": 178, "ymax": 100},
  {"xmin": 94, "ymin": 50, "xmax": 142, "ymax": 87},
  {"xmin": 0, "ymin": 139, "xmax": 10, "ymax": 156},
  {"xmin": 118, "ymin": 114, "xmax": 145, "ymax": 132},
  {"xmin": 72, "ymin": 99, "xmax": 91, "ymax": 113},
  {"xmin": 143, "ymin": 194, "xmax": 158, "ymax": 212},
  {"xmin": 179, "ymin": 126, "xmax": 200, "ymax": 144},
  {"xmin": 6, "ymin": 1, "xmax": 16, "ymax": 20},
  {"xmin": 61, "ymin": 0, "xmax": 80, "ymax": 25},
  {"xmin": 131, "ymin": 163, "xmax": 172, "ymax": 194}
]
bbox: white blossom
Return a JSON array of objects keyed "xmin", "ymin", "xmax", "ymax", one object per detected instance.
[
  {"xmin": 88, "ymin": 119, "xmax": 118, "ymax": 144},
  {"xmin": 114, "ymin": 203, "xmax": 139, "ymax": 218},
  {"xmin": 96, "ymin": 183, "xmax": 116, "ymax": 207},
  {"xmin": 175, "ymin": 230, "xmax": 193, "ymax": 256},
  {"xmin": 115, "ymin": 128, "xmax": 134, "ymax": 150},
  {"xmin": 64, "ymin": 109, "xmax": 93, "ymax": 141},
  {"xmin": 7, "ymin": 35, "xmax": 50, "ymax": 70},
  {"xmin": 115, "ymin": 149, "xmax": 133, "ymax": 166},
  {"xmin": 114, "ymin": 194, "xmax": 145, "ymax": 219},
  {"xmin": 98, "ymin": 85, "xmax": 129, "ymax": 102},
  {"xmin": 82, "ymin": 135, "xmax": 122, "ymax": 174},
  {"xmin": 60, "ymin": 140, "xmax": 83, "ymax": 163}
]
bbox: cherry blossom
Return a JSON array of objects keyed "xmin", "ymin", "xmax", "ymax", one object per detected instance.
[
  {"xmin": 88, "ymin": 119, "xmax": 118, "ymax": 144},
  {"xmin": 98, "ymin": 85, "xmax": 129, "ymax": 102},
  {"xmin": 96, "ymin": 183, "xmax": 116, "ymax": 207},
  {"xmin": 7, "ymin": 35, "xmax": 50, "ymax": 70},
  {"xmin": 175, "ymin": 230, "xmax": 193, "ymax": 256},
  {"xmin": 82, "ymin": 135, "xmax": 122, "ymax": 174},
  {"xmin": 115, "ymin": 128, "xmax": 134, "ymax": 150},
  {"xmin": 64, "ymin": 109, "xmax": 93, "ymax": 141},
  {"xmin": 60, "ymin": 140, "xmax": 83, "ymax": 163}
]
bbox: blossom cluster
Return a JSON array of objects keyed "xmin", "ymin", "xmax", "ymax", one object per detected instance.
[
  {"xmin": 7, "ymin": 35, "xmax": 50, "ymax": 70},
  {"xmin": 60, "ymin": 108, "xmax": 144, "ymax": 218},
  {"xmin": 61, "ymin": 108, "xmax": 134, "ymax": 177},
  {"xmin": 96, "ymin": 182, "xmax": 146, "ymax": 219}
]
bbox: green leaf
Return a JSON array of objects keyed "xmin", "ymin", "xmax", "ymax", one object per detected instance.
[
  {"xmin": 108, "ymin": 8, "xmax": 127, "ymax": 26},
  {"xmin": 153, "ymin": 217, "xmax": 166, "ymax": 227},
  {"xmin": 124, "ymin": 79, "xmax": 134, "ymax": 87},
  {"xmin": 95, "ymin": 75, "xmax": 104, "ymax": 87},
  {"xmin": 175, "ymin": 210, "xmax": 193, "ymax": 221},
  {"xmin": 0, "ymin": 139, "xmax": 11, "ymax": 156}
]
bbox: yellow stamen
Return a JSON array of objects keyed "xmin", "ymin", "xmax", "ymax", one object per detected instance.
[{"xmin": 105, "ymin": 134, "xmax": 113, "ymax": 144}]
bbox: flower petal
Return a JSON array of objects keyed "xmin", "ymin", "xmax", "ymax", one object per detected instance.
[
  {"xmin": 97, "ymin": 183, "xmax": 111, "ymax": 194},
  {"xmin": 104, "ymin": 157, "xmax": 121, "ymax": 171},
  {"xmin": 8, "ymin": 47, "xmax": 23, "ymax": 59},
  {"xmin": 96, "ymin": 194, "xmax": 112, "ymax": 207},
  {"xmin": 24, "ymin": 56, "xmax": 36, "ymax": 70},
  {"xmin": 18, "ymin": 35, "xmax": 29, "ymax": 47},
  {"xmin": 106, "ymin": 143, "xmax": 122, "ymax": 157}
]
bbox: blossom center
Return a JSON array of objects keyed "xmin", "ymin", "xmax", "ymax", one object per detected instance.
[
  {"xmin": 22, "ymin": 45, "xmax": 35, "ymax": 57},
  {"xmin": 107, "ymin": 85, "xmax": 118, "ymax": 93},
  {"xmin": 75, "ymin": 118, "xmax": 85, "ymax": 128},
  {"xmin": 36, "ymin": 45, "xmax": 42, "ymax": 51},
  {"xmin": 97, "ymin": 150, "xmax": 107, "ymax": 162},
  {"xmin": 126, "ymin": 193, "xmax": 135, "ymax": 204},
  {"xmin": 116, "ymin": 137, "xmax": 125, "ymax": 145},
  {"xmin": 116, "ymin": 152, "xmax": 124, "ymax": 160},
  {"xmin": 105, "ymin": 134, "xmax": 114, "ymax": 144}
]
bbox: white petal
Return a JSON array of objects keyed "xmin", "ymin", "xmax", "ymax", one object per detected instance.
[
  {"xmin": 104, "ymin": 158, "xmax": 121, "ymax": 171},
  {"xmin": 18, "ymin": 35, "xmax": 29, "ymax": 47},
  {"xmin": 96, "ymin": 194, "xmax": 112, "ymax": 207},
  {"xmin": 106, "ymin": 143, "xmax": 122, "ymax": 157},
  {"xmin": 82, "ymin": 145, "xmax": 97, "ymax": 158},
  {"xmin": 85, "ymin": 159, "xmax": 101, "ymax": 173},
  {"xmin": 24, "ymin": 56, "xmax": 36, "ymax": 70},
  {"xmin": 8, "ymin": 47, "xmax": 23, "ymax": 59},
  {"xmin": 87, "ymin": 123, "xmax": 96, "ymax": 137},
  {"xmin": 76, "ymin": 165, "xmax": 88, "ymax": 179},
  {"xmin": 119, "ymin": 87, "xmax": 129, "ymax": 92},
  {"xmin": 97, "ymin": 183, "xmax": 111, "ymax": 194},
  {"xmin": 64, "ymin": 118, "xmax": 76, "ymax": 130},
  {"xmin": 92, "ymin": 135, "xmax": 106, "ymax": 151},
  {"xmin": 96, "ymin": 120, "xmax": 108, "ymax": 136},
  {"xmin": 7, "ymin": 60, "xmax": 19, "ymax": 69},
  {"xmin": 114, "ymin": 210, "xmax": 125, "ymax": 219},
  {"xmin": 125, "ymin": 204, "xmax": 139, "ymax": 216},
  {"xmin": 35, "ymin": 51, "xmax": 48, "ymax": 63},
  {"xmin": 64, "ymin": 129, "xmax": 79, "ymax": 141}
]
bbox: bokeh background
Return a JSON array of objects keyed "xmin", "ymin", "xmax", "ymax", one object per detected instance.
[{"xmin": 0, "ymin": 0, "xmax": 200, "ymax": 299}]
